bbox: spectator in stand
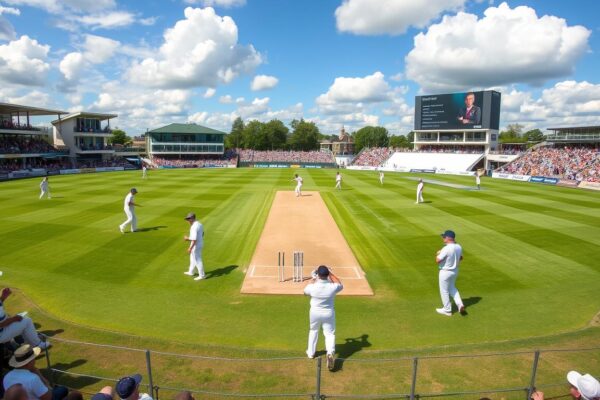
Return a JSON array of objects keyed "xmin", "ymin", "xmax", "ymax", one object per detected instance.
[
  {"xmin": 116, "ymin": 374, "xmax": 153, "ymax": 400},
  {"xmin": 499, "ymin": 145, "xmax": 599, "ymax": 183},
  {"xmin": 531, "ymin": 370, "xmax": 600, "ymax": 400},
  {"xmin": 91, "ymin": 387, "xmax": 114, "ymax": 400},
  {"xmin": 0, "ymin": 287, "xmax": 50, "ymax": 349},
  {"xmin": 3, "ymin": 345, "xmax": 68, "ymax": 400},
  {"xmin": 237, "ymin": 149, "xmax": 334, "ymax": 164},
  {"xmin": 4, "ymin": 384, "xmax": 28, "ymax": 400}
]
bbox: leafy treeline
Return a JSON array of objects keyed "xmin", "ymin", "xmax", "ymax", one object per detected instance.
[
  {"xmin": 224, "ymin": 117, "xmax": 414, "ymax": 152},
  {"xmin": 499, "ymin": 124, "xmax": 545, "ymax": 143}
]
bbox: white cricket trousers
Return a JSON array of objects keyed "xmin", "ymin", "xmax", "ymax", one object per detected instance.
[
  {"xmin": 120, "ymin": 209, "xmax": 137, "ymax": 232},
  {"xmin": 295, "ymin": 184, "xmax": 302, "ymax": 197},
  {"xmin": 416, "ymin": 190, "xmax": 423, "ymax": 203},
  {"xmin": 438, "ymin": 269, "xmax": 463, "ymax": 313},
  {"xmin": 335, "ymin": 181, "xmax": 341, "ymax": 190},
  {"xmin": 0, "ymin": 316, "xmax": 42, "ymax": 346},
  {"xmin": 39, "ymin": 189, "xmax": 50, "ymax": 199},
  {"xmin": 188, "ymin": 249, "xmax": 205, "ymax": 277},
  {"xmin": 307, "ymin": 309, "xmax": 336, "ymax": 356}
]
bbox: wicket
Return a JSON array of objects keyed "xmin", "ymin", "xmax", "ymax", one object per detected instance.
[
  {"xmin": 293, "ymin": 250, "xmax": 304, "ymax": 283},
  {"xmin": 278, "ymin": 251, "xmax": 285, "ymax": 282}
]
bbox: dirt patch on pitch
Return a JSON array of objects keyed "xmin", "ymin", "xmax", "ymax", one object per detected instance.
[{"xmin": 241, "ymin": 191, "xmax": 373, "ymax": 296}]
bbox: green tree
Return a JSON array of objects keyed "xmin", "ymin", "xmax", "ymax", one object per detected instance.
[
  {"xmin": 406, "ymin": 131, "xmax": 414, "ymax": 145},
  {"xmin": 499, "ymin": 123, "xmax": 526, "ymax": 143},
  {"xmin": 354, "ymin": 126, "xmax": 389, "ymax": 152},
  {"xmin": 108, "ymin": 129, "xmax": 132, "ymax": 146},
  {"xmin": 226, "ymin": 117, "xmax": 244, "ymax": 149},
  {"xmin": 263, "ymin": 119, "xmax": 289, "ymax": 149},
  {"xmin": 242, "ymin": 120, "xmax": 266, "ymax": 150},
  {"xmin": 523, "ymin": 128, "xmax": 545, "ymax": 143},
  {"xmin": 289, "ymin": 119, "xmax": 320, "ymax": 151},
  {"xmin": 389, "ymin": 134, "xmax": 410, "ymax": 148}
]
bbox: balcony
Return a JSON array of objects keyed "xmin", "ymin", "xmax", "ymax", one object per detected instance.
[{"xmin": 150, "ymin": 142, "xmax": 224, "ymax": 154}]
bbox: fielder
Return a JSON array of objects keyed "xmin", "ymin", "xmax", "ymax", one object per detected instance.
[
  {"xmin": 435, "ymin": 230, "xmax": 465, "ymax": 316},
  {"xmin": 416, "ymin": 179, "xmax": 424, "ymax": 204},
  {"xmin": 379, "ymin": 171, "xmax": 384, "ymax": 185},
  {"xmin": 475, "ymin": 174, "xmax": 481, "ymax": 190},
  {"xmin": 142, "ymin": 165, "xmax": 147, "ymax": 179},
  {"xmin": 183, "ymin": 212, "xmax": 205, "ymax": 281},
  {"xmin": 119, "ymin": 188, "xmax": 139, "ymax": 233},
  {"xmin": 304, "ymin": 265, "xmax": 343, "ymax": 371},
  {"xmin": 292, "ymin": 174, "xmax": 303, "ymax": 197},
  {"xmin": 335, "ymin": 172, "xmax": 342, "ymax": 190},
  {"xmin": 39, "ymin": 177, "xmax": 51, "ymax": 199}
]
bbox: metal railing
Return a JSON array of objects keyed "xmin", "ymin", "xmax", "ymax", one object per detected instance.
[{"xmin": 41, "ymin": 337, "xmax": 600, "ymax": 400}]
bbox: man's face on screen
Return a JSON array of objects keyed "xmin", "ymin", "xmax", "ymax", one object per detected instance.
[{"xmin": 465, "ymin": 94, "xmax": 475, "ymax": 107}]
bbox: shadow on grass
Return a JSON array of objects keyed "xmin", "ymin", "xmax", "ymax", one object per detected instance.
[
  {"xmin": 330, "ymin": 334, "xmax": 371, "ymax": 372},
  {"xmin": 205, "ymin": 265, "xmax": 238, "ymax": 279},
  {"xmin": 459, "ymin": 296, "xmax": 482, "ymax": 316},
  {"xmin": 135, "ymin": 226, "xmax": 168, "ymax": 232},
  {"xmin": 47, "ymin": 359, "xmax": 103, "ymax": 389}
]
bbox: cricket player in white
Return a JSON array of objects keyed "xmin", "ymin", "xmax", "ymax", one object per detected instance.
[
  {"xmin": 416, "ymin": 179, "xmax": 424, "ymax": 204},
  {"xmin": 475, "ymin": 174, "xmax": 481, "ymax": 190},
  {"xmin": 142, "ymin": 165, "xmax": 147, "ymax": 179},
  {"xmin": 39, "ymin": 177, "xmax": 50, "ymax": 199},
  {"xmin": 304, "ymin": 265, "xmax": 343, "ymax": 371},
  {"xmin": 335, "ymin": 172, "xmax": 342, "ymax": 190},
  {"xmin": 184, "ymin": 212, "xmax": 205, "ymax": 281},
  {"xmin": 119, "ymin": 188, "xmax": 138, "ymax": 233},
  {"xmin": 292, "ymin": 174, "xmax": 303, "ymax": 197},
  {"xmin": 435, "ymin": 230, "xmax": 465, "ymax": 316},
  {"xmin": 379, "ymin": 171, "xmax": 384, "ymax": 185}
]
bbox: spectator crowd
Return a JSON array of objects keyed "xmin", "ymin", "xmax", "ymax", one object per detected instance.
[
  {"xmin": 0, "ymin": 137, "xmax": 63, "ymax": 155},
  {"xmin": 0, "ymin": 120, "xmax": 42, "ymax": 132},
  {"xmin": 238, "ymin": 149, "xmax": 335, "ymax": 164},
  {"xmin": 499, "ymin": 145, "xmax": 599, "ymax": 182},
  {"xmin": 152, "ymin": 151, "xmax": 238, "ymax": 168},
  {"xmin": 351, "ymin": 147, "xmax": 391, "ymax": 167}
]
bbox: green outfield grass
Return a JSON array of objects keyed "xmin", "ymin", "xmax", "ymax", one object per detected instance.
[{"xmin": 0, "ymin": 168, "xmax": 599, "ymax": 353}]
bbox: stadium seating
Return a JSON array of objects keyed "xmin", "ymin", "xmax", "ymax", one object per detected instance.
[
  {"xmin": 499, "ymin": 145, "xmax": 599, "ymax": 182},
  {"xmin": 350, "ymin": 147, "xmax": 391, "ymax": 167},
  {"xmin": 238, "ymin": 149, "xmax": 334, "ymax": 164},
  {"xmin": 0, "ymin": 136, "xmax": 61, "ymax": 154},
  {"xmin": 384, "ymin": 151, "xmax": 484, "ymax": 172}
]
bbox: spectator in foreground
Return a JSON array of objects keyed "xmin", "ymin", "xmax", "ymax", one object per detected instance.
[
  {"xmin": 531, "ymin": 370, "xmax": 600, "ymax": 400},
  {"xmin": 91, "ymin": 386, "xmax": 114, "ymax": 400},
  {"xmin": 116, "ymin": 374, "xmax": 153, "ymax": 400},
  {"xmin": 4, "ymin": 384, "xmax": 29, "ymax": 400},
  {"xmin": 0, "ymin": 287, "xmax": 50, "ymax": 349},
  {"xmin": 3, "ymin": 344, "xmax": 68, "ymax": 400}
]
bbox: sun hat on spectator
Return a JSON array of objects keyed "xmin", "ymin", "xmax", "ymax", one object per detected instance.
[
  {"xmin": 567, "ymin": 371, "xmax": 600, "ymax": 400},
  {"xmin": 9, "ymin": 344, "xmax": 41, "ymax": 368}
]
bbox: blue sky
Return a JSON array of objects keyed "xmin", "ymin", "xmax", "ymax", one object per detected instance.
[{"xmin": 0, "ymin": 0, "xmax": 599, "ymax": 135}]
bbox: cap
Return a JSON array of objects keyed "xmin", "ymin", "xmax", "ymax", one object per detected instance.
[
  {"xmin": 317, "ymin": 265, "xmax": 330, "ymax": 278},
  {"xmin": 116, "ymin": 374, "xmax": 142, "ymax": 399},
  {"xmin": 131, "ymin": 188, "xmax": 138, "ymax": 193},
  {"xmin": 91, "ymin": 393, "xmax": 113, "ymax": 400},
  {"xmin": 441, "ymin": 230, "xmax": 456, "ymax": 239},
  {"xmin": 184, "ymin": 212, "xmax": 196, "ymax": 220},
  {"xmin": 567, "ymin": 371, "xmax": 600, "ymax": 400}
]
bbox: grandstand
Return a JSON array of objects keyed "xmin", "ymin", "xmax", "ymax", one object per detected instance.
[
  {"xmin": 496, "ymin": 126, "xmax": 600, "ymax": 185},
  {"xmin": 52, "ymin": 112, "xmax": 118, "ymax": 160},
  {"xmin": 238, "ymin": 149, "xmax": 336, "ymax": 167},
  {"xmin": 0, "ymin": 102, "xmax": 69, "ymax": 178}
]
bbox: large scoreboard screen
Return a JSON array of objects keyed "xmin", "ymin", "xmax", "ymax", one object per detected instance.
[{"xmin": 414, "ymin": 90, "xmax": 501, "ymax": 130}]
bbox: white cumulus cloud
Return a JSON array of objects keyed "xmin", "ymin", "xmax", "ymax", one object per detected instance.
[
  {"xmin": 184, "ymin": 0, "xmax": 246, "ymax": 7},
  {"xmin": 316, "ymin": 71, "xmax": 391, "ymax": 114},
  {"xmin": 127, "ymin": 7, "xmax": 262, "ymax": 89},
  {"xmin": 0, "ymin": 35, "xmax": 50, "ymax": 86},
  {"xmin": 405, "ymin": 2, "xmax": 591, "ymax": 92},
  {"xmin": 59, "ymin": 34, "xmax": 120, "ymax": 85},
  {"xmin": 251, "ymin": 74, "xmax": 278, "ymax": 91},
  {"xmin": 335, "ymin": 0, "xmax": 465, "ymax": 36}
]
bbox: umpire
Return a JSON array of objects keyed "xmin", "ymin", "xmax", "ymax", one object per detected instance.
[{"xmin": 304, "ymin": 265, "xmax": 343, "ymax": 371}]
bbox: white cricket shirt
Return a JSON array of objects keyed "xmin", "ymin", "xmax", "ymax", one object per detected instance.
[
  {"xmin": 304, "ymin": 280, "xmax": 343, "ymax": 311},
  {"xmin": 437, "ymin": 243, "xmax": 462, "ymax": 271},
  {"xmin": 189, "ymin": 220, "xmax": 204, "ymax": 251}
]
